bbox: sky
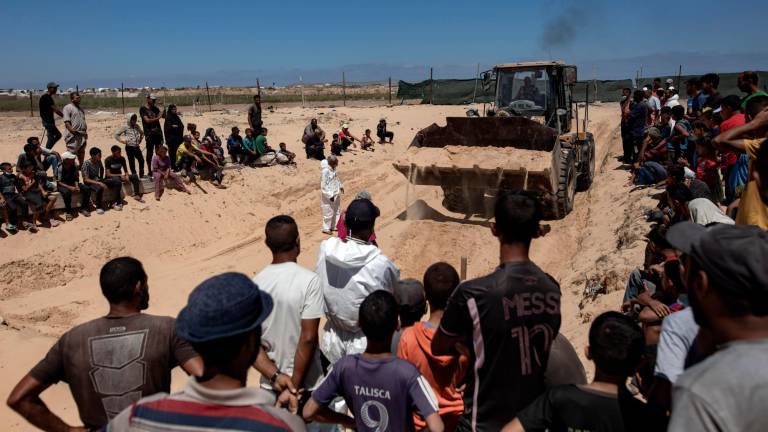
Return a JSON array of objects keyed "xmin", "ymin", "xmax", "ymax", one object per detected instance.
[{"xmin": 2, "ymin": 0, "xmax": 768, "ymax": 88}]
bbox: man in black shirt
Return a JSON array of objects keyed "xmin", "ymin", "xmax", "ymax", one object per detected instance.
[
  {"xmin": 39, "ymin": 82, "xmax": 63, "ymax": 150},
  {"xmin": 248, "ymin": 95, "xmax": 263, "ymax": 133},
  {"xmin": 139, "ymin": 95, "xmax": 165, "ymax": 178},
  {"xmin": 433, "ymin": 191, "xmax": 562, "ymax": 431},
  {"xmin": 104, "ymin": 145, "xmax": 143, "ymax": 203},
  {"xmin": 700, "ymin": 73, "xmax": 722, "ymax": 112},
  {"xmin": 503, "ymin": 312, "xmax": 647, "ymax": 432}
]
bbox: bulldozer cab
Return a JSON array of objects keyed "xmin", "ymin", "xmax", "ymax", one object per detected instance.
[{"xmin": 492, "ymin": 61, "xmax": 576, "ymax": 134}]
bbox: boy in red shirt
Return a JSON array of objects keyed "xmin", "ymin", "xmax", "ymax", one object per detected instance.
[
  {"xmin": 695, "ymin": 137, "xmax": 723, "ymax": 204},
  {"xmin": 398, "ymin": 262, "xmax": 468, "ymax": 431}
]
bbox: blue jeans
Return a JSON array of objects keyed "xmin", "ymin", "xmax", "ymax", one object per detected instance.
[
  {"xmin": 43, "ymin": 121, "xmax": 62, "ymax": 150},
  {"xmin": 42, "ymin": 154, "xmax": 59, "ymax": 179}
]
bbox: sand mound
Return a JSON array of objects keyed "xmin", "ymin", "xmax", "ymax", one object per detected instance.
[{"xmin": 397, "ymin": 145, "xmax": 552, "ymax": 171}]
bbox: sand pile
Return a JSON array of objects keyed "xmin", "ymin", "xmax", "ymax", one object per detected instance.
[{"xmin": 397, "ymin": 145, "xmax": 553, "ymax": 171}]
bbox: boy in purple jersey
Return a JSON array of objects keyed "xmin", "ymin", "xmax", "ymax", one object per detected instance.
[{"xmin": 304, "ymin": 291, "xmax": 445, "ymax": 432}]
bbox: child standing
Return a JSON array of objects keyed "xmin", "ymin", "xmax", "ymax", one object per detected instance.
[
  {"xmin": 151, "ymin": 146, "xmax": 189, "ymax": 201},
  {"xmin": 398, "ymin": 262, "xmax": 468, "ymax": 431},
  {"xmin": 303, "ymin": 291, "xmax": 444, "ymax": 432},
  {"xmin": 0, "ymin": 162, "xmax": 29, "ymax": 233}
]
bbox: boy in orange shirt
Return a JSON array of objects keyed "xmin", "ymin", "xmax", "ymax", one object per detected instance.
[{"xmin": 398, "ymin": 262, "xmax": 468, "ymax": 431}]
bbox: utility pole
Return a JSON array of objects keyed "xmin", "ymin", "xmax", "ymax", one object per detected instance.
[
  {"xmin": 388, "ymin": 77, "xmax": 392, "ymax": 105},
  {"xmin": 257, "ymin": 78, "xmax": 261, "ymax": 97},
  {"xmin": 429, "ymin": 67, "xmax": 434, "ymax": 105},
  {"xmin": 676, "ymin": 65, "xmax": 682, "ymax": 91},
  {"xmin": 472, "ymin": 63, "xmax": 480, "ymax": 103},
  {"xmin": 29, "ymin": 90, "xmax": 33, "ymax": 117},
  {"xmin": 205, "ymin": 81, "xmax": 212, "ymax": 112},
  {"xmin": 300, "ymin": 76, "xmax": 305, "ymax": 108},
  {"xmin": 342, "ymin": 71, "xmax": 346, "ymax": 107},
  {"xmin": 121, "ymin": 82, "xmax": 125, "ymax": 114}
]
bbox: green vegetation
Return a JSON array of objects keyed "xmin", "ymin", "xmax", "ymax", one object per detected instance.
[{"xmin": 0, "ymin": 92, "xmax": 392, "ymax": 112}]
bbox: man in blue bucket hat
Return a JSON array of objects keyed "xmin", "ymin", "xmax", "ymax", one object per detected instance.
[{"xmin": 105, "ymin": 272, "xmax": 307, "ymax": 431}]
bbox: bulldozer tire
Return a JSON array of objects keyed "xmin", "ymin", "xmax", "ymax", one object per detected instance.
[
  {"xmin": 553, "ymin": 148, "xmax": 576, "ymax": 218},
  {"xmin": 577, "ymin": 137, "xmax": 596, "ymax": 191}
]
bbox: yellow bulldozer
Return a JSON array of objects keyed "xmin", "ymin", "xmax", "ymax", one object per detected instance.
[{"xmin": 394, "ymin": 61, "xmax": 595, "ymax": 219}]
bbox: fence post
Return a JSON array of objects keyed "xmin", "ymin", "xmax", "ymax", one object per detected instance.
[
  {"xmin": 257, "ymin": 78, "xmax": 261, "ymax": 97},
  {"xmin": 388, "ymin": 77, "xmax": 392, "ymax": 105},
  {"xmin": 460, "ymin": 256, "xmax": 468, "ymax": 280},
  {"xmin": 205, "ymin": 81, "xmax": 212, "ymax": 112},
  {"xmin": 342, "ymin": 71, "xmax": 346, "ymax": 107},
  {"xmin": 429, "ymin": 67, "xmax": 434, "ymax": 105},
  {"xmin": 29, "ymin": 91, "xmax": 34, "ymax": 117},
  {"xmin": 121, "ymin": 82, "xmax": 125, "ymax": 114},
  {"xmin": 676, "ymin": 65, "xmax": 682, "ymax": 91},
  {"xmin": 472, "ymin": 63, "xmax": 479, "ymax": 103},
  {"xmin": 300, "ymin": 76, "xmax": 305, "ymax": 108}
]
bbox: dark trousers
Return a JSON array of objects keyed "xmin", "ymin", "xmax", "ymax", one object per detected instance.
[
  {"xmin": 377, "ymin": 130, "xmax": 394, "ymax": 142},
  {"xmin": 340, "ymin": 138, "xmax": 353, "ymax": 151},
  {"xmin": 81, "ymin": 183, "xmax": 105, "ymax": 208},
  {"xmin": 58, "ymin": 184, "xmax": 89, "ymax": 213},
  {"xmin": 229, "ymin": 147, "xmax": 245, "ymax": 164},
  {"xmin": 2, "ymin": 193, "xmax": 28, "ymax": 225},
  {"xmin": 178, "ymin": 155, "xmax": 195, "ymax": 172},
  {"xmin": 125, "ymin": 146, "xmax": 145, "ymax": 177},
  {"xmin": 305, "ymin": 144, "xmax": 325, "ymax": 160},
  {"xmin": 102, "ymin": 177, "xmax": 124, "ymax": 200},
  {"xmin": 43, "ymin": 121, "xmax": 62, "ymax": 150},
  {"xmin": 124, "ymin": 174, "xmax": 142, "ymax": 195},
  {"xmin": 166, "ymin": 137, "xmax": 182, "ymax": 171},
  {"xmin": 145, "ymin": 134, "xmax": 163, "ymax": 171},
  {"xmin": 331, "ymin": 143, "xmax": 343, "ymax": 156},
  {"xmin": 621, "ymin": 123, "xmax": 633, "ymax": 163}
]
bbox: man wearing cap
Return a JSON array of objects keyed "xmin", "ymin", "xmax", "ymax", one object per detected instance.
[
  {"xmin": 338, "ymin": 124, "xmax": 358, "ymax": 151},
  {"xmin": 39, "ymin": 82, "xmax": 63, "ymax": 150},
  {"xmin": 248, "ymin": 95, "xmax": 263, "ymax": 134},
  {"xmin": 105, "ymin": 272, "xmax": 306, "ymax": 431},
  {"xmin": 56, "ymin": 151, "xmax": 89, "ymax": 219},
  {"xmin": 7, "ymin": 257, "xmax": 203, "ymax": 431},
  {"xmin": 316, "ymin": 197, "xmax": 400, "ymax": 366},
  {"xmin": 139, "ymin": 95, "xmax": 165, "ymax": 178},
  {"xmin": 666, "ymin": 222, "xmax": 768, "ymax": 431},
  {"xmin": 62, "ymin": 91, "xmax": 88, "ymax": 164}
]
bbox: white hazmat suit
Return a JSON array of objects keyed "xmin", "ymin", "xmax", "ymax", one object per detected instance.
[{"xmin": 320, "ymin": 159, "xmax": 342, "ymax": 232}]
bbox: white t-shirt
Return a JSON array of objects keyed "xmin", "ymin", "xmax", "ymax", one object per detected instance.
[
  {"xmin": 654, "ymin": 308, "xmax": 699, "ymax": 384},
  {"xmin": 254, "ymin": 262, "xmax": 325, "ymax": 390}
]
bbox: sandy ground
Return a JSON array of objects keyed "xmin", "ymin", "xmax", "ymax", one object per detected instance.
[{"xmin": 0, "ymin": 102, "xmax": 657, "ymax": 430}]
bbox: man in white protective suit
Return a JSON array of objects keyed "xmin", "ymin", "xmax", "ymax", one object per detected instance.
[{"xmin": 320, "ymin": 155, "xmax": 343, "ymax": 234}]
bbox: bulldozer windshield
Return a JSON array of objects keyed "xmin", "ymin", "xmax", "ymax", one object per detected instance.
[{"xmin": 496, "ymin": 68, "xmax": 549, "ymax": 115}]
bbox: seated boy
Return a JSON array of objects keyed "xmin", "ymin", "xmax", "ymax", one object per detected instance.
[
  {"xmin": 330, "ymin": 133, "xmax": 343, "ymax": 156},
  {"xmin": 226, "ymin": 126, "xmax": 245, "ymax": 164},
  {"xmin": 104, "ymin": 145, "xmax": 143, "ymax": 202},
  {"xmin": 303, "ymin": 290, "xmax": 444, "ymax": 432},
  {"xmin": 196, "ymin": 138, "xmax": 225, "ymax": 188},
  {"xmin": 361, "ymin": 129, "xmax": 375, "ymax": 151},
  {"xmin": 0, "ymin": 162, "xmax": 30, "ymax": 233},
  {"xmin": 278, "ymin": 142, "xmax": 296, "ymax": 163},
  {"xmin": 18, "ymin": 162, "xmax": 54, "ymax": 230},
  {"xmin": 57, "ymin": 151, "xmax": 90, "ymax": 219},
  {"xmin": 81, "ymin": 147, "xmax": 121, "ymax": 214},
  {"xmin": 502, "ymin": 311, "xmax": 646, "ymax": 432},
  {"xmin": 398, "ymin": 262, "xmax": 468, "ymax": 431}
]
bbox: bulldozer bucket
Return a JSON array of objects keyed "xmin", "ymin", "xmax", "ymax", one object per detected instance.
[{"xmin": 410, "ymin": 116, "xmax": 558, "ymax": 151}]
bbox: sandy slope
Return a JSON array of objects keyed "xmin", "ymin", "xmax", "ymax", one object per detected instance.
[{"xmin": 0, "ymin": 103, "xmax": 656, "ymax": 430}]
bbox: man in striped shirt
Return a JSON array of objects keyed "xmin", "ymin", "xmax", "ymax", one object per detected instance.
[{"xmin": 105, "ymin": 272, "xmax": 306, "ymax": 432}]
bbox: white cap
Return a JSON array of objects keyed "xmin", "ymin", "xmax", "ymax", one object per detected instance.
[
  {"xmin": 666, "ymin": 78, "xmax": 674, "ymax": 84},
  {"xmin": 668, "ymin": 86, "xmax": 675, "ymax": 91},
  {"xmin": 713, "ymin": 107, "xmax": 722, "ymax": 113},
  {"xmin": 684, "ymin": 166, "xmax": 695, "ymax": 180},
  {"xmin": 342, "ymin": 123, "xmax": 349, "ymax": 129},
  {"xmin": 642, "ymin": 87, "xmax": 649, "ymax": 91},
  {"xmin": 61, "ymin": 151, "xmax": 77, "ymax": 160}
]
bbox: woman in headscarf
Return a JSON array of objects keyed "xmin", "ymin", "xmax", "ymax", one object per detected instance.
[
  {"xmin": 204, "ymin": 127, "xmax": 222, "ymax": 148},
  {"xmin": 163, "ymin": 104, "xmax": 184, "ymax": 171}
]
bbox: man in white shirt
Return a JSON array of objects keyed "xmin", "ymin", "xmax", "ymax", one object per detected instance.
[
  {"xmin": 316, "ymin": 198, "xmax": 400, "ymax": 365},
  {"xmin": 253, "ymin": 215, "xmax": 325, "ymax": 396}
]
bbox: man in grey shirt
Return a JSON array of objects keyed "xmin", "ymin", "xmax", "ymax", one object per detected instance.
[
  {"xmin": 63, "ymin": 92, "xmax": 88, "ymax": 164},
  {"xmin": 666, "ymin": 222, "xmax": 768, "ymax": 432}
]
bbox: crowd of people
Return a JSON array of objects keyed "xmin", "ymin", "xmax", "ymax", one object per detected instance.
[
  {"xmin": 622, "ymin": 71, "xmax": 768, "ymax": 229},
  {"xmin": 1, "ymin": 86, "xmax": 393, "ymax": 235},
  {"xmin": 5, "ymin": 182, "xmax": 766, "ymax": 431}
]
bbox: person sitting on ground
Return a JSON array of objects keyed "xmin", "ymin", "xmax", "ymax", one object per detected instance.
[
  {"xmin": 104, "ymin": 272, "xmax": 306, "ymax": 431},
  {"xmin": 398, "ymin": 262, "xmax": 468, "ymax": 432},
  {"xmin": 360, "ymin": 128, "xmax": 375, "ymax": 151},
  {"xmin": 226, "ymin": 126, "xmax": 245, "ymax": 164},
  {"xmin": 81, "ymin": 147, "xmax": 122, "ymax": 214},
  {"xmin": 0, "ymin": 162, "xmax": 29, "ymax": 233},
  {"xmin": 305, "ymin": 129, "xmax": 327, "ymax": 160},
  {"xmin": 151, "ymin": 145, "xmax": 189, "ymax": 201},
  {"xmin": 7, "ymin": 257, "xmax": 203, "ymax": 432},
  {"xmin": 242, "ymin": 127, "xmax": 259, "ymax": 165},
  {"xmin": 113, "ymin": 113, "xmax": 145, "ymax": 177},
  {"xmin": 432, "ymin": 191, "xmax": 561, "ymax": 431},
  {"xmin": 392, "ymin": 278, "xmax": 427, "ymax": 352},
  {"xmin": 278, "ymin": 142, "xmax": 296, "ymax": 164},
  {"xmin": 336, "ymin": 190, "xmax": 377, "ymax": 243},
  {"xmin": 713, "ymin": 95, "xmax": 768, "ymax": 229},
  {"xmin": 666, "ymin": 164, "xmax": 713, "ymax": 202},
  {"xmin": 252, "ymin": 215, "xmax": 325, "ymax": 404},
  {"xmin": 203, "ymin": 127, "xmax": 222, "ymax": 149},
  {"xmin": 320, "ymin": 155, "xmax": 343, "ymax": 234},
  {"xmin": 316, "ymin": 198, "xmax": 400, "ymax": 367},
  {"xmin": 187, "ymin": 123, "xmax": 200, "ymax": 145},
  {"xmin": 637, "ymin": 259, "xmax": 687, "ymax": 347},
  {"xmin": 176, "ymin": 135, "xmax": 201, "ymax": 178},
  {"xmin": 330, "ymin": 133, "xmax": 343, "ymax": 156},
  {"xmin": 105, "ymin": 145, "xmax": 143, "ymax": 203},
  {"xmin": 57, "ymin": 151, "xmax": 89, "ymax": 220},
  {"xmin": 339, "ymin": 124, "xmax": 358, "ymax": 150},
  {"xmin": 666, "ymin": 183, "xmax": 734, "ymax": 226},
  {"xmin": 622, "ymin": 224, "xmax": 677, "ymax": 319},
  {"xmin": 636, "ymin": 126, "xmax": 666, "ymax": 165},
  {"xmin": 377, "ymin": 118, "xmax": 394, "ymax": 143},
  {"xmin": 195, "ymin": 138, "xmax": 225, "ymax": 188},
  {"xmin": 502, "ymin": 312, "xmax": 647, "ymax": 432},
  {"xmin": 18, "ymin": 161, "xmax": 55, "ymax": 230},
  {"xmin": 302, "ymin": 118, "xmax": 326, "ymax": 144},
  {"xmin": 666, "ymin": 222, "xmax": 768, "ymax": 431},
  {"xmin": 200, "ymin": 137, "xmax": 225, "ymax": 166},
  {"xmin": 254, "ymin": 128, "xmax": 289, "ymax": 166},
  {"xmin": 303, "ymin": 290, "xmax": 444, "ymax": 432}
]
